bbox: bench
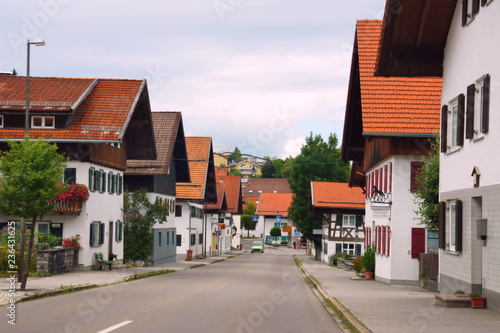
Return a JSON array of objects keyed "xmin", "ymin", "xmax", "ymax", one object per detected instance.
[{"xmin": 95, "ymin": 252, "xmax": 113, "ymax": 270}]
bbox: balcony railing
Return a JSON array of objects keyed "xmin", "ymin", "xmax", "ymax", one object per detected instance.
[{"xmin": 50, "ymin": 201, "xmax": 83, "ymax": 215}]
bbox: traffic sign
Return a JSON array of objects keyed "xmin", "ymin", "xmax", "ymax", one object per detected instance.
[
  {"xmin": 294, "ymin": 229, "xmax": 299, "ymax": 236},
  {"xmin": 276, "ymin": 216, "xmax": 281, "ymax": 222},
  {"xmin": 252, "ymin": 216, "xmax": 258, "ymax": 222}
]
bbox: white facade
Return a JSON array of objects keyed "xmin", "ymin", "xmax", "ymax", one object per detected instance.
[
  {"xmin": 438, "ymin": 1, "xmax": 500, "ymax": 309},
  {"xmin": 365, "ymin": 155, "xmax": 428, "ymax": 285},
  {"xmin": 174, "ymin": 202, "xmax": 204, "ymax": 260}
]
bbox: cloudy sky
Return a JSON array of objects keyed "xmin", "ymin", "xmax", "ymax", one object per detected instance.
[{"xmin": 2, "ymin": 0, "xmax": 384, "ymax": 158}]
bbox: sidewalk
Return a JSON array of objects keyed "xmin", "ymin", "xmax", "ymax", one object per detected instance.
[
  {"xmin": 0, "ymin": 250, "xmax": 243, "ymax": 307},
  {"xmin": 295, "ymin": 254, "xmax": 500, "ymax": 333}
]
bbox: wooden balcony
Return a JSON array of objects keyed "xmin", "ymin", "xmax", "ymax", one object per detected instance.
[{"xmin": 50, "ymin": 201, "xmax": 83, "ymax": 215}]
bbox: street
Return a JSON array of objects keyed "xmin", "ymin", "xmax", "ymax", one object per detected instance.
[{"xmin": 2, "ymin": 244, "xmax": 342, "ymax": 333}]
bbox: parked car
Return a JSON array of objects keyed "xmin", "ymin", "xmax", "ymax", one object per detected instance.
[{"xmin": 251, "ymin": 241, "xmax": 264, "ymax": 253}]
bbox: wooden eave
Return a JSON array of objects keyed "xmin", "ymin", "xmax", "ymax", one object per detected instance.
[
  {"xmin": 172, "ymin": 116, "xmax": 190, "ymax": 183},
  {"xmin": 203, "ymin": 140, "xmax": 218, "ymax": 204},
  {"xmin": 375, "ymin": 0, "xmax": 457, "ymax": 77},
  {"xmin": 348, "ymin": 162, "xmax": 366, "ymax": 190}
]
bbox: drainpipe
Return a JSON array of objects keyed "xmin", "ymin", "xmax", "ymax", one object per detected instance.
[
  {"xmin": 188, "ymin": 201, "xmax": 191, "ymax": 252},
  {"xmin": 203, "ymin": 203, "xmax": 207, "ymax": 258}
]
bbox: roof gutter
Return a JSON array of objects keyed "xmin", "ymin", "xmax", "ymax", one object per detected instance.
[
  {"xmin": 362, "ymin": 132, "xmax": 438, "ymax": 138},
  {"xmin": 0, "ymin": 138, "xmax": 120, "ymax": 144}
]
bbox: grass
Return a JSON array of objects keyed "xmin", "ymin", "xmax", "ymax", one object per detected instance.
[{"xmin": 123, "ymin": 269, "xmax": 175, "ymax": 281}]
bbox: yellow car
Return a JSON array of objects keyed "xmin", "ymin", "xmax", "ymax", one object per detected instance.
[{"xmin": 251, "ymin": 241, "xmax": 264, "ymax": 253}]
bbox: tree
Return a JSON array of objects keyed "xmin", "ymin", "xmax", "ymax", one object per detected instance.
[
  {"xmin": 241, "ymin": 201, "xmax": 257, "ymax": 237},
  {"xmin": 228, "ymin": 147, "xmax": 242, "ymax": 163},
  {"xmin": 0, "ymin": 138, "xmax": 65, "ymax": 289},
  {"xmin": 228, "ymin": 167, "xmax": 241, "ymax": 176},
  {"xmin": 270, "ymin": 226, "xmax": 281, "ymax": 244},
  {"xmin": 123, "ymin": 189, "xmax": 169, "ymax": 261},
  {"xmin": 287, "ymin": 133, "xmax": 350, "ymax": 259},
  {"xmin": 413, "ymin": 138, "xmax": 440, "ymax": 230}
]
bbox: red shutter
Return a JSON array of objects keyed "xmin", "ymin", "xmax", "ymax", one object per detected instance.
[
  {"xmin": 466, "ymin": 83, "xmax": 475, "ymax": 139},
  {"xmin": 367, "ymin": 173, "xmax": 371, "ymax": 198},
  {"xmin": 410, "ymin": 161, "xmax": 424, "ymax": 192},
  {"xmin": 379, "ymin": 168, "xmax": 383, "ymax": 193},
  {"xmin": 374, "ymin": 170, "xmax": 378, "ymax": 193},
  {"xmin": 483, "ymin": 74, "xmax": 490, "ymax": 133},
  {"xmin": 387, "ymin": 227, "xmax": 391, "ymax": 257},
  {"xmin": 411, "ymin": 228, "xmax": 426, "ymax": 259},
  {"xmin": 441, "ymin": 105, "xmax": 448, "ymax": 153},
  {"xmin": 458, "ymin": 94, "xmax": 465, "ymax": 146},
  {"xmin": 389, "ymin": 162, "xmax": 392, "ymax": 193},
  {"xmin": 377, "ymin": 226, "xmax": 381, "ymax": 254},
  {"xmin": 384, "ymin": 165, "xmax": 388, "ymax": 193},
  {"xmin": 382, "ymin": 226, "xmax": 386, "ymax": 255}
]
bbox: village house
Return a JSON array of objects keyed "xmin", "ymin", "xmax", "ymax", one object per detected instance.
[
  {"xmin": 376, "ymin": 0, "xmax": 500, "ymax": 309},
  {"xmin": 124, "ymin": 111, "xmax": 190, "ymax": 264},
  {"xmin": 255, "ymin": 192, "xmax": 295, "ymax": 245},
  {"xmin": 341, "ymin": 19, "xmax": 442, "ymax": 284},
  {"xmin": 175, "ymin": 137, "xmax": 217, "ymax": 260},
  {"xmin": 309, "ymin": 182, "xmax": 366, "ymax": 263},
  {"xmin": 0, "ymin": 76, "xmax": 157, "ymax": 269}
]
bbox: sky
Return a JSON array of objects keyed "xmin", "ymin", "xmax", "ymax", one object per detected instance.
[{"xmin": 2, "ymin": 0, "xmax": 384, "ymax": 159}]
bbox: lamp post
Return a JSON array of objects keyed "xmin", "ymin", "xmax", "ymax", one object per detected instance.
[
  {"xmin": 26, "ymin": 38, "xmax": 46, "ymax": 138},
  {"xmin": 355, "ymin": 229, "xmax": 359, "ymax": 256}
]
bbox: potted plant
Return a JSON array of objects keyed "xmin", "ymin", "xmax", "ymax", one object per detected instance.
[
  {"xmin": 469, "ymin": 292, "xmax": 486, "ymax": 308},
  {"xmin": 361, "ymin": 244, "xmax": 375, "ymax": 279},
  {"xmin": 453, "ymin": 290, "xmax": 468, "ymax": 298}
]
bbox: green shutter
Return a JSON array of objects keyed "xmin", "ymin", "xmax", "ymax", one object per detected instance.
[
  {"xmin": 102, "ymin": 172, "xmax": 106, "ymax": 193},
  {"xmin": 356, "ymin": 215, "xmax": 362, "ymax": 227},
  {"xmin": 95, "ymin": 171, "xmax": 101, "ymax": 192},
  {"xmin": 90, "ymin": 224, "xmax": 95, "ymax": 246},
  {"xmin": 336, "ymin": 214, "xmax": 343, "ymax": 226},
  {"xmin": 99, "ymin": 223, "xmax": 105, "ymax": 245},
  {"xmin": 356, "ymin": 244, "xmax": 361, "ymax": 257},
  {"xmin": 89, "ymin": 168, "xmax": 94, "ymax": 192},
  {"xmin": 335, "ymin": 243, "xmax": 342, "ymax": 254},
  {"xmin": 108, "ymin": 173, "xmax": 112, "ymax": 193}
]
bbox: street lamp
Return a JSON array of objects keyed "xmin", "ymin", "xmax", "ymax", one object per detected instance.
[
  {"xmin": 26, "ymin": 38, "xmax": 46, "ymax": 138},
  {"xmin": 355, "ymin": 229, "xmax": 359, "ymax": 256}
]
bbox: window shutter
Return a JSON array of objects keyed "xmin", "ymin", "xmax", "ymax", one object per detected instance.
[
  {"xmin": 102, "ymin": 172, "xmax": 106, "ymax": 193},
  {"xmin": 466, "ymin": 83, "xmax": 475, "ymax": 139},
  {"xmin": 462, "ymin": 0, "xmax": 469, "ymax": 27},
  {"xmin": 483, "ymin": 74, "xmax": 490, "ymax": 133},
  {"xmin": 389, "ymin": 163, "xmax": 392, "ymax": 193},
  {"xmin": 387, "ymin": 227, "xmax": 391, "ymax": 257},
  {"xmin": 356, "ymin": 215, "xmax": 362, "ymax": 228},
  {"xmin": 384, "ymin": 165, "xmax": 388, "ymax": 193},
  {"xmin": 458, "ymin": 94, "xmax": 465, "ymax": 146},
  {"xmin": 108, "ymin": 173, "xmax": 112, "ymax": 193},
  {"xmin": 89, "ymin": 168, "xmax": 94, "ymax": 192},
  {"xmin": 379, "ymin": 168, "xmax": 383, "ymax": 193},
  {"xmin": 356, "ymin": 244, "xmax": 361, "ymax": 257},
  {"xmin": 473, "ymin": 0, "xmax": 480, "ymax": 14},
  {"xmin": 456, "ymin": 200, "xmax": 463, "ymax": 252},
  {"xmin": 336, "ymin": 214, "xmax": 342, "ymax": 226},
  {"xmin": 64, "ymin": 168, "xmax": 76, "ymax": 184},
  {"xmin": 119, "ymin": 175, "xmax": 123, "ymax": 194},
  {"xmin": 481, "ymin": 0, "xmax": 486, "ymax": 5},
  {"xmin": 382, "ymin": 226, "xmax": 386, "ymax": 255},
  {"xmin": 368, "ymin": 173, "xmax": 372, "ymax": 198},
  {"xmin": 115, "ymin": 221, "xmax": 119, "ymax": 242},
  {"xmin": 99, "ymin": 223, "xmax": 105, "ymax": 245},
  {"xmin": 411, "ymin": 228, "xmax": 426, "ymax": 259},
  {"xmin": 441, "ymin": 105, "xmax": 448, "ymax": 153},
  {"xmin": 438, "ymin": 202, "xmax": 446, "ymax": 249},
  {"xmin": 95, "ymin": 171, "xmax": 101, "ymax": 192},
  {"xmin": 90, "ymin": 224, "xmax": 95, "ymax": 246},
  {"xmin": 335, "ymin": 243, "xmax": 342, "ymax": 254}
]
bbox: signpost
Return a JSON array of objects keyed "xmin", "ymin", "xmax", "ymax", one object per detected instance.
[{"xmin": 252, "ymin": 216, "xmax": 258, "ymax": 222}]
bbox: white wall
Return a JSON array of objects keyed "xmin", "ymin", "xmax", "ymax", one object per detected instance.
[{"xmin": 174, "ymin": 202, "xmax": 204, "ymax": 259}]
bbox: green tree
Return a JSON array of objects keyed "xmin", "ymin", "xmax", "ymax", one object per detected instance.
[
  {"xmin": 260, "ymin": 160, "xmax": 275, "ymax": 178},
  {"xmin": 0, "ymin": 138, "xmax": 65, "ymax": 289},
  {"xmin": 413, "ymin": 138, "xmax": 440, "ymax": 230},
  {"xmin": 287, "ymin": 133, "xmax": 350, "ymax": 259},
  {"xmin": 270, "ymin": 226, "xmax": 282, "ymax": 243},
  {"xmin": 241, "ymin": 201, "xmax": 257, "ymax": 237},
  {"xmin": 228, "ymin": 147, "xmax": 242, "ymax": 163},
  {"xmin": 123, "ymin": 189, "xmax": 170, "ymax": 261},
  {"xmin": 228, "ymin": 167, "xmax": 242, "ymax": 176}
]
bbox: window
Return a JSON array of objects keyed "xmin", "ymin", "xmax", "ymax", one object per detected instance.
[
  {"xmin": 167, "ymin": 231, "xmax": 170, "ymax": 246},
  {"xmin": 450, "ymin": 203, "xmax": 456, "ymax": 251},
  {"xmin": 176, "ymin": 234, "xmax": 182, "ymax": 246},
  {"xmin": 443, "ymin": 95, "xmax": 464, "ymax": 152},
  {"xmin": 0, "ymin": 115, "xmax": 3, "ymax": 128},
  {"xmin": 158, "ymin": 232, "xmax": 162, "ymax": 247},
  {"xmin": 199, "ymin": 233, "xmax": 203, "ymax": 245},
  {"xmin": 31, "ymin": 116, "xmax": 55, "ymax": 129},
  {"xmin": 190, "ymin": 233, "xmax": 196, "ymax": 246},
  {"xmin": 447, "ymin": 200, "xmax": 463, "ymax": 252},
  {"xmin": 108, "ymin": 172, "xmax": 114, "ymax": 194},
  {"xmin": 115, "ymin": 220, "xmax": 123, "ymax": 242},
  {"xmin": 175, "ymin": 205, "xmax": 182, "ymax": 217},
  {"xmin": 90, "ymin": 222, "xmax": 104, "ymax": 247},
  {"xmin": 410, "ymin": 161, "xmax": 424, "ymax": 192},
  {"xmin": 343, "ymin": 243, "xmax": 354, "ymax": 255},
  {"xmin": 466, "ymin": 74, "xmax": 490, "ymax": 139},
  {"xmin": 462, "ymin": 0, "xmax": 493, "ymax": 26},
  {"xmin": 64, "ymin": 168, "xmax": 76, "ymax": 184},
  {"xmin": 89, "ymin": 168, "xmax": 95, "ymax": 192},
  {"xmin": 343, "ymin": 215, "xmax": 355, "ymax": 227},
  {"xmin": 452, "ymin": 102, "xmax": 459, "ymax": 147}
]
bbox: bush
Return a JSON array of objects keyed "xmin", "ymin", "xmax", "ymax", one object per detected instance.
[
  {"xmin": 0, "ymin": 227, "xmax": 42, "ymax": 274},
  {"xmin": 361, "ymin": 244, "xmax": 375, "ymax": 273},
  {"xmin": 353, "ymin": 256, "xmax": 363, "ymax": 273}
]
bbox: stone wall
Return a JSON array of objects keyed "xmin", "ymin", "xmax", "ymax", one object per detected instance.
[{"xmin": 37, "ymin": 247, "xmax": 75, "ymax": 274}]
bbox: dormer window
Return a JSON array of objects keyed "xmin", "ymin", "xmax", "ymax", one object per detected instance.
[
  {"xmin": 0, "ymin": 115, "xmax": 3, "ymax": 128},
  {"xmin": 32, "ymin": 116, "xmax": 55, "ymax": 129}
]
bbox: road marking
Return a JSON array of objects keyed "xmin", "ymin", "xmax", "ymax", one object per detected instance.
[{"xmin": 97, "ymin": 321, "xmax": 133, "ymax": 333}]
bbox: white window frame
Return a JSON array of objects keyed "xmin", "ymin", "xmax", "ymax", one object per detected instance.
[
  {"xmin": 343, "ymin": 215, "xmax": 356, "ymax": 227},
  {"xmin": 31, "ymin": 116, "xmax": 55, "ymax": 129},
  {"xmin": 474, "ymin": 75, "xmax": 488, "ymax": 139},
  {"xmin": 343, "ymin": 243, "xmax": 355, "ymax": 255},
  {"xmin": 449, "ymin": 202, "xmax": 457, "ymax": 252}
]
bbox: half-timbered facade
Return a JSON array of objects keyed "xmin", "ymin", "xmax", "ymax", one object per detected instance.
[
  {"xmin": 341, "ymin": 20, "xmax": 442, "ymax": 284},
  {"xmin": 0, "ymin": 76, "xmax": 157, "ymax": 269},
  {"xmin": 309, "ymin": 182, "xmax": 365, "ymax": 263}
]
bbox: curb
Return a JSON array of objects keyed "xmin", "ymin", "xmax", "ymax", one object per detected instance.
[
  {"xmin": 294, "ymin": 256, "xmax": 371, "ymax": 333},
  {"xmin": 17, "ymin": 283, "xmax": 98, "ymax": 303}
]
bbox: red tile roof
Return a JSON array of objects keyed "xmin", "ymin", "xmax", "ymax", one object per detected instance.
[
  {"xmin": 215, "ymin": 167, "xmax": 228, "ymax": 176},
  {"xmin": 241, "ymin": 178, "xmax": 291, "ymax": 197},
  {"xmin": 217, "ymin": 175, "xmax": 242, "ymax": 214},
  {"xmin": 0, "ymin": 76, "xmax": 145, "ymax": 142},
  {"xmin": 206, "ymin": 182, "xmax": 227, "ymax": 211},
  {"xmin": 256, "ymin": 193, "xmax": 294, "ymax": 217},
  {"xmin": 126, "ymin": 112, "xmax": 181, "ymax": 175},
  {"xmin": 310, "ymin": 182, "xmax": 365, "ymax": 209},
  {"xmin": 356, "ymin": 20, "xmax": 442, "ymax": 135},
  {"xmin": 176, "ymin": 137, "xmax": 212, "ymax": 200}
]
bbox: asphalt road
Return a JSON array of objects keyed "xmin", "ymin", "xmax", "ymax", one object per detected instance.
[{"xmin": 3, "ymin": 244, "xmax": 342, "ymax": 333}]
